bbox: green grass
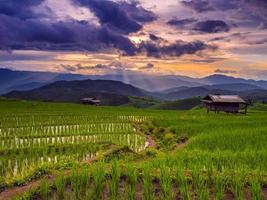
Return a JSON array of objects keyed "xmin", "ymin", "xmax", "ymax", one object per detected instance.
[
  {"xmin": 125, "ymin": 96, "xmax": 161, "ymax": 108},
  {"xmin": 151, "ymin": 97, "xmax": 202, "ymax": 110}
]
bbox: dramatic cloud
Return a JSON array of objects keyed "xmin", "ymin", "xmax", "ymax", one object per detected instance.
[
  {"xmin": 0, "ymin": 0, "xmax": 159, "ymax": 57},
  {"xmin": 182, "ymin": 0, "xmax": 239, "ymax": 12},
  {"xmin": 60, "ymin": 61, "xmax": 142, "ymax": 73},
  {"xmin": 167, "ymin": 18, "xmax": 230, "ymax": 34},
  {"xmin": 0, "ymin": 0, "xmax": 267, "ymax": 78},
  {"xmin": 0, "ymin": 0, "xmax": 213, "ymax": 59},
  {"xmin": 60, "ymin": 61, "xmax": 136, "ymax": 73},
  {"xmin": 138, "ymin": 40, "xmax": 215, "ymax": 58},
  {"xmin": 214, "ymin": 69, "xmax": 237, "ymax": 74},
  {"xmin": 0, "ymin": 14, "xmax": 139, "ymax": 55},
  {"xmin": 194, "ymin": 20, "xmax": 230, "ymax": 33},
  {"xmin": 149, "ymin": 34, "xmax": 163, "ymax": 42},
  {"xmin": 181, "ymin": 0, "xmax": 267, "ymax": 23},
  {"xmin": 181, "ymin": 0, "xmax": 214, "ymax": 13},
  {"xmin": 116, "ymin": 1, "xmax": 157, "ymax": 23},
  {"xmin": 72, "ymin": 0, "xmax": 156, "ymax": 34},
  {"xmin": 60, "ymin": 63, "xmax": 121, "ymax": 73}
]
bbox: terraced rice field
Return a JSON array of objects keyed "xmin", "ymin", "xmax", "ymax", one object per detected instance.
[
  {"xmin": 0, "ymin": 101, "xmax": 156, "ymax": 186},
  {"xmin": 0, "ymin": 98, "xmax": 267, "ymax": 200}
]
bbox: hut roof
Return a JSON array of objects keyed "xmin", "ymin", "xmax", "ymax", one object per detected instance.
[
  {"xmin": 203, "ymin": 95, "xmax": 246, "ymax": 104},
  {"xmin": 80, "ymin": 98, "xmax": 101, "ymax": 103}
]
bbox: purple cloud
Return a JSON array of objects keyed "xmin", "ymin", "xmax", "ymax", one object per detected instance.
[
  {"xmin": 72, "ymin": 0, "xmax": 156, "ymax": 34},
  {"xmin": 167, "ymin": 18, "xmax": 198, "ymax": 28},
  {"xmin": 182, "ymin": 0, "xmax": 214, "ymax": 13},
  {"xmin": 194, "ymin": 20, "xmax": 230, "ymax": 33},
  {"xmin": 138, "ymin": 40, "xmax": 216, "ymax": 58},
  {"xmin": 0, "ymin": 0, "xmax": 44, "ymax": 19},
  {"xmin": 0, "ymin": 0, "xmax": 216, "ymax": 59}
]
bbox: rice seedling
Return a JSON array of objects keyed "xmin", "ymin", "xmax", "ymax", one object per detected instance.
[
  {"xmin": 180, "ymin": 179, "xmax": 191, "ymax": 200},
  {"xmin": 70, "ymin": 166, "xmax": 83, "ymax": 200},
  {"xmin": 143, "ymin": 164, "xmax": 153, "ymax": 200},
  {"xmin": 250, "ymin": 179, "xmax": 263, "ymax": 200},
  {"xmin": 109, "ymin": 160, "xmax": 121, "ymax": 199},
  {"xmin": 192, "ymin": 168, "xmax": 209, "ymax": 200},
  {"xmin": 125, "ymin": 162, "xmax": 137, "ymax": 200},
  {"xmin": 232, "ymin": 176, "xmax": 245, "ymax": 200},
  {"xmin": 159, "ymin": 164, "xmax": 172, "ymax": 200},
  {"xmin": 196, "ymin": 180, "xmax": 209, "ymax": 200},
  {"xmin": 92, "ymin": 162, "xmax": 105, "ymax": 200},
  {"xmin": 176, "ymin": 167, "xmax": 191, "ymax": 200},
  {"xmin": 79, "ymin": 167, "xmax": 90, "ymax": 197},
  {"xmin": 214, "ymin": 175, "xmax": 224, "ymax": 200},
  {"xmin": 67, "ymin": 166, "xmax": 90, "ymax": 199},
  {"xmin": 55, "ymin": 172, "xmax": 65, "ymax": 200},
  {"xmin": 40, "ymin": 179, "xmax": 49, "ymax": 200}
]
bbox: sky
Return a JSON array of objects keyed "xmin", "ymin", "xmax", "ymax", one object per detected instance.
[{"xmin": 0, "ymin": 0, "xmax": 267, "ymax": 79}]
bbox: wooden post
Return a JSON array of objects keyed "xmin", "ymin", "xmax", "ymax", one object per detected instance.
[{"xmin": 245, "ymin": 104, "xmax": 247, "ymax": 114}]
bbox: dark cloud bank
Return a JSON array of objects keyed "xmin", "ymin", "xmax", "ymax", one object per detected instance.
[
  {"xmin": 194, "ymin": 20, "xmax": 230, "ymax": 33},
  {"xmin": 0, "ymin": 0, "xmax": 214, "ymax": 58},
  {"xmin": 181, "ymin": 0, "xmax": 238, "ymax": 13},
  {"xmin": 181, "ymin": 0, "xmax": 267, "ymax": 25},
  {"xmin": 167, "ymin": 18, "xmax": 230, "ymax": 33},
  {"xmin": 60, "ymin": 61, "xmax": 154, "ymax": 73}
]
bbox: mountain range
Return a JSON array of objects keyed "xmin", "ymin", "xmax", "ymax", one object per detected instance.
[
  {"xmin": 4, "ymin": 79, "xmax": 148, "ymax": 106},
  {"xmin": 2, "ymin": 68, "xmax": 267, "ymax": 92},
  {"xmin": 2, "ymin": 68, "xmax": 267, "ymax": 106}
]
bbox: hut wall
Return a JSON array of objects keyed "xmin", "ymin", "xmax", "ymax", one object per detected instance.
[{"xmin": 205, "ymin": 102, "xmax": 240, "ymax": 113}]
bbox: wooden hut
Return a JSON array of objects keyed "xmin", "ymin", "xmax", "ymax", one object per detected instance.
[
  {"xmin": 202, "ymin": 95, "xmax": 248, "ymax": 114},
  {"xmin": 80, "ymin": 98, "xmax": 101, "ymax": 106}
]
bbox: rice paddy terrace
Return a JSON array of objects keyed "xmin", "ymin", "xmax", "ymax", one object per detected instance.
[{"xmin": 0, "ymin": 98, "xmax": 267, "ymax": 200}]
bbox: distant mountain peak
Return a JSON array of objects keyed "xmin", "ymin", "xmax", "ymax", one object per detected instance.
[{"xmin": 3, "ymin": 79, "xmax": 149, "ymax": 106}]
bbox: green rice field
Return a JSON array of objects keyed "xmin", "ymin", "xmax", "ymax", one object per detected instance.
[{"xmin": 0, "ymin": 98, "xmax": 266, "ymax": 200}]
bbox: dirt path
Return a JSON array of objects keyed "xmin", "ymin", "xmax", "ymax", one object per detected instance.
[
  {"xmin": 132, "ymin": 123, "xmax": 156, "ymax": 149},
  {"xmin": 145, "ymin": 135, "xmax": 156, "ymax": 148},
  {"xmin": 0, "ymin": 179, "xmax": 42, "ymax": 200}
]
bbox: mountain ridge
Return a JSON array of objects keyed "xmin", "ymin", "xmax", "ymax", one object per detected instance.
[
  {"xmin": 2, "ymin": 68, "xmax": 267, "ymax": 94},
  {"xmin": 3, "ymin": 79, "xmax": 150, "ymax": 106}
]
